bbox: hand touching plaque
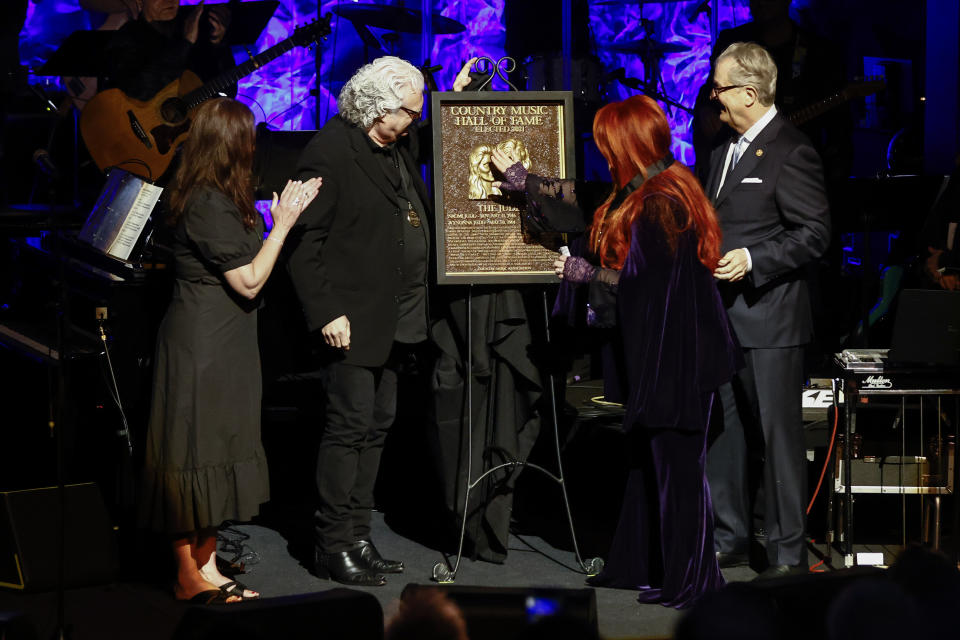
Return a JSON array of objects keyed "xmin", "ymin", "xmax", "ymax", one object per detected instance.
[{"xmin": 467, "ymin": 139, "xmax": 532, "ymax": 200}]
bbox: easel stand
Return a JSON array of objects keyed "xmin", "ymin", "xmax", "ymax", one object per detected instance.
[{"xmin": 431, "ymin": 286, "xmax": 604, "ymax": 582}]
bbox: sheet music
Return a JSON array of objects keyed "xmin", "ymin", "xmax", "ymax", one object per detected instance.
[
  {"xmin": 79, "ymin": 169, "xmax": 162, "ymax": 263},
  {"xmin": 107, "ymin": 182, "xmax": 162, "ymax": 260}
]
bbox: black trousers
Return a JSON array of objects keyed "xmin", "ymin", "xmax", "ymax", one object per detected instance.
[
  {"xmin": 314, "ymin": 352, "xmax": 400, "ymax": 553},
  {"xmin": 706, "ymin": 346, "xmax": 807, "ymax": 566}
]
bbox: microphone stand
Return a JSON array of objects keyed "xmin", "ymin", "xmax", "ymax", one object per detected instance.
[{"xmin": 49, "ymin": 227, "xmax": 73, "ymax": 640}]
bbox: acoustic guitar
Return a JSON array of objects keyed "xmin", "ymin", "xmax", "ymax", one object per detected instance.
[{"xmin": 80, "ymin": 17, "xmax": 331, "ymax": 181}]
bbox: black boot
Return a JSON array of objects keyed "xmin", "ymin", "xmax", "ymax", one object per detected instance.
[
  {"xmin": 357, "ymin": 539, "xmax": 404, "ymax": 573},
  {"xmin": 314, "ymin": 547, "xmax": 387, "ymax": 586}
]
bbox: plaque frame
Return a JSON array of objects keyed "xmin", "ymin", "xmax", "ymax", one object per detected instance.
[{"xmin": 431, "ymin": 91, "xmax": 576, "ymax": 285}]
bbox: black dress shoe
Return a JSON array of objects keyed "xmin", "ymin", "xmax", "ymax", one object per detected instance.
[
  {"xmin": 716, "ymin": 551, "xmax": 749, "ymax": 568},
  {"xmin": 753, "ymin": 564, "xmax": 806, "ymax": 581},
  {"xmin": 357, "ymin": 540, "xmax": 404, "ymax": 573},
  {"xmin": 314, "ymin": 548, "xmax": 387, "ymax": 586}
]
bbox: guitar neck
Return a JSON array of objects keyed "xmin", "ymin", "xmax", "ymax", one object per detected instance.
[
  {"xmin": 181, "ymin": 38, "xmax": 299, "ymax": 109},
  {"xmin": 788, "ymin": 91, "xmax": 850, "ymax": 127},
  {"xmin": 788, "ymin": 80, "xmax": 884, "ymax": 127}
]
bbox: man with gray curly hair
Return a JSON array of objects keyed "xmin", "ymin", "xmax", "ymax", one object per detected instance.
[
  {"xmin": 704, "ymin": 41, "xmax": 831, "ymax": 580},
  {"xmin": 338, "ymin": 56, "xmax": 425, "ymax": 131},
  {"xmin": 286, "ymin": 56, "xmax": 429, "ymax": 587}
]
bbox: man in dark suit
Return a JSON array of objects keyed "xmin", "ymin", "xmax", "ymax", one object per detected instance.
[
  {"xmin": 704, "ymin": 42, "xmax": 831, "ymax": 579},
  {"xmin": 286, "ymin": 56, "xmax": 433, "ymax": 587},
  {"xmin": 692, "ymin": 0, "xmax": 850, "ymax": 184}
]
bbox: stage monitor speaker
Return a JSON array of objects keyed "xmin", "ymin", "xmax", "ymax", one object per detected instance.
[
  {"xmin": 0, "ymin": 612, "xmax": 38, "ymax": 640},
  {"xmin": 172, "ymin": 588, "xmax": 383, "ymax": 640},
  {"xmin": 0, "ymin": 483, "xmax": 118, "ymax": 592},
  {"xmin": 402, "ymin": 584, "xmax": 598, "ymax": 640}
]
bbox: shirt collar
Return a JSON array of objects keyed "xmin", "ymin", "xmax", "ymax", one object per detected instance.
[{"xmin": 739, "ymin": 104, "xmax": 778, "ymax": 145}]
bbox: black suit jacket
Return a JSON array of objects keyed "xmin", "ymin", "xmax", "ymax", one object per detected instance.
[
  {"xmin": 286, "ymin": 116, "xmax": 432, "ymax": 367},
  {"xmin": 706, "ymin": 113, "xmax": 831, "ymax": 348}
]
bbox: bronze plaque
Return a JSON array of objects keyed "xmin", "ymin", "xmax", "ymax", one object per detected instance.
[{"xmin": 431, "ymin": 91, "xmax": 576, "ymax": 284}]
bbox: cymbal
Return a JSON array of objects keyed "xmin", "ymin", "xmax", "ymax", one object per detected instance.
[
  {"xmin": 333, "ymin": 4, "xmax": 465, "ymax": 34},
  {"xmin": 599, "ymin": 39, "xmax": 690, "ymax": 55}
]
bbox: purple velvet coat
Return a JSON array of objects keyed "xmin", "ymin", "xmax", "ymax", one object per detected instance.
[
  {"xmin": 533, "ymin": 179, "xmax": 741, "ymax": 607},
  {"xmin": 547, "ymin": 191, "xmax": 741, "ymax": 433},
  {"xmin": 615, "ymin": 213, "xmax": 741, "ymax": 433}
]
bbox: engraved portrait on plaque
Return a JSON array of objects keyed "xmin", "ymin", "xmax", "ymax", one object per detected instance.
[
  {"xmin": 431, "ymin": 91, "xmax": 576, "ymax": 285},
  {"xmin": 467, "ymin": 139, "xmax": 532, "ymax": 200}
]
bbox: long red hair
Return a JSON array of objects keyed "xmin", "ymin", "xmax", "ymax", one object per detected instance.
[
  {"xmin": 588, "ymin": 95, "xmax": 722, "ymax": 270},
  {"xmin": 167, "ymin": 98, "xmax": 258, "ymax": 229}
]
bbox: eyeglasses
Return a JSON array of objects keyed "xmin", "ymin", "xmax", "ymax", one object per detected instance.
[
  {"xmin": 710, "ymin": 84, "xmax": 745, "ymax": 99},
  {"xmin": 398, "ymin": 106, "xmax": 422, "ymax": 121}
]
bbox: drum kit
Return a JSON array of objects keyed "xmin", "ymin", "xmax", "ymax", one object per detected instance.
[{"xmin": 332, "ymin": 1, "xmax": 694, "ymax": 112}]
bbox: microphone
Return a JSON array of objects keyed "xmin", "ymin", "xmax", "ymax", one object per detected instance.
[
  {"xmin": 29, "ymin": 84, "xmax": 58, "ymax": 112},
  {"xmin": 32, "ymin": 149, "xmax": 60, "ymax": 180}
]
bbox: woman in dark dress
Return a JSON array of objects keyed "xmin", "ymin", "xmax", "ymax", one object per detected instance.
[
  {"xmin": 140, "ymin": 98, "xmax": 320, "ymax": 604},
  {"xmin": 493, "ymin": 95, "xmax": 740, "ymax": 608}
]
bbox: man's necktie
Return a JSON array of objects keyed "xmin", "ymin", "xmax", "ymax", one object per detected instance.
[{"xmin": 729, "ymin": 137, "xmax": 745, "ymax": 172}]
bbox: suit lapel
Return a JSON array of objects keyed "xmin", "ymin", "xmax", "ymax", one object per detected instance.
[
  {"xmin": 714, "ymin": 114, "xmax": 785, "ymax": 207},
  {"xmin": 400, "ymin": 147, "xmax": 431, "ymax": 216},
  {"xmin": 706, "ymin": 141, "xmax": 730, "ymax": 204},
  {"xmin": 347, "ymin": 126, "xmax": 400, "ymax": 205},
  {"xmin": 399, "ymin": 146, "xmax": 431, "ymax": 253}
]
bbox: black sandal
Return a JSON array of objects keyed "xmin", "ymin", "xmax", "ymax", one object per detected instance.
[{"xmin": 219, "ymin": 580, "xmax": 260, "ymax": 600}]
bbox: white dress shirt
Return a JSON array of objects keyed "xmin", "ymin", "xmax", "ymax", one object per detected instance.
[{"xmin": 716, "ymin": 105, "xmax": 779, "ymax": 272}]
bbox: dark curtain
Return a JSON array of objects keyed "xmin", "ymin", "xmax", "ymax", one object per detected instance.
[{"xmin": 430, "ymin": 287, "xmax": 544, "ymax": 563}]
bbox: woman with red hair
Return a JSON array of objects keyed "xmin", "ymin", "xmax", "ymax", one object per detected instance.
[{"xmin": 494, "ymin": 94, "xmax": 740, "ymax": 607}]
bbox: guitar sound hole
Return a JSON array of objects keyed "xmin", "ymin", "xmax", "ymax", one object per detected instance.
[{"xmin": 160, "ymin": 98, "xmax": 188, "ymax": 124}]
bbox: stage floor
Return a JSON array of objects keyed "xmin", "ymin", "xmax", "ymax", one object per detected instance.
[
  {"xmin": 0, "ymin": 511, "xmax": 776, "ymax": 640},
  {"xmin": 2, "ymin": 511, "xmax": 916, "ymax": 640}
]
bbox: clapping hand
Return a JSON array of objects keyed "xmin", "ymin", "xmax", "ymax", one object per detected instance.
[
  {"xmin": 183, "ymin": 0, "xmax": 204, "ymax": 43},
  {"xmin": 270, "ymin": 177, "xmax": 322, "ymax": 232},
  {"xmin": 206, "ymin": 3, "xmax": 231, "ymax": 44}
]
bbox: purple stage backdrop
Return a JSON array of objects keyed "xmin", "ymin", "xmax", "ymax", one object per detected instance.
[{"xmin": 20, "ymin": 0, "xmax": 811, "ymax": 165}]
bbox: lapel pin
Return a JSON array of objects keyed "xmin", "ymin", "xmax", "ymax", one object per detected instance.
[{"xmin": 755, "ymin": 149, "xmax": 764, "ymax": 157}]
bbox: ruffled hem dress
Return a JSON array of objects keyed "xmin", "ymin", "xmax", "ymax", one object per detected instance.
[{"xmin": 140, "ymin": 187, "xmax": 270, "ymax": 535}]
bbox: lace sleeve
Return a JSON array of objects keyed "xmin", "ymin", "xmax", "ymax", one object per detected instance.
[
  {"xmin": 531, "ymin": 176, "xmax": 580, "ymax": 206},
  {"xmin": 525, "ymin": 175, "xmax": 589, "ymax": 234},
  {"xmin": 586, "ymin": 268, "xmax": 619, "ymax": 328}
]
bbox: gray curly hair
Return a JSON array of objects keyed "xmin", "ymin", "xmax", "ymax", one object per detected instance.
[
  {"xmin": 716, "ymin": 42, "xmax": 778, "ymax": 107},
  {"xmin": 338, "ymin": 56, "xmax": 425, "ymax": 129}
]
